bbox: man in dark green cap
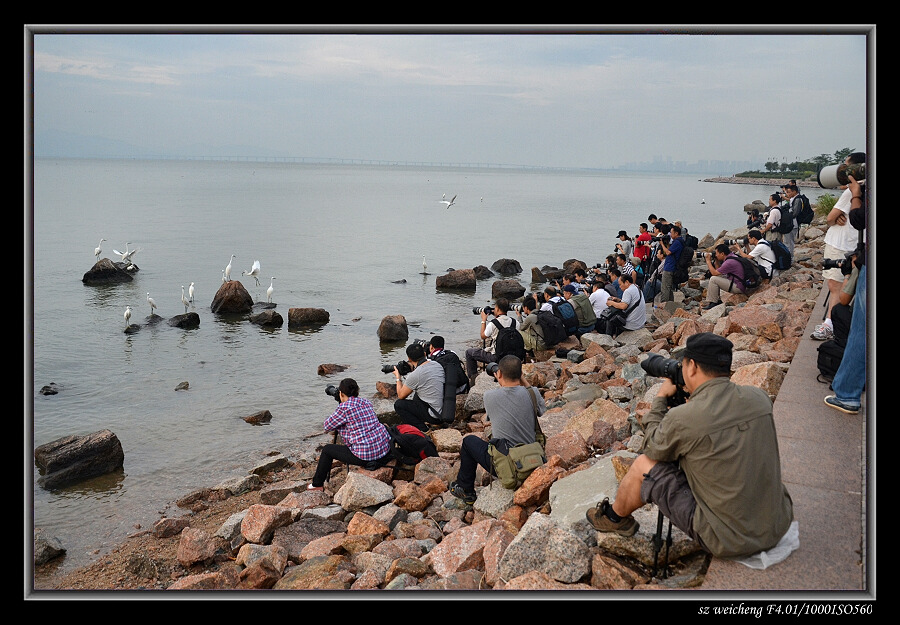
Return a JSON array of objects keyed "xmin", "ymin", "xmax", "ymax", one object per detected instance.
[{"xmin": 586, "ymin": 332, "xmax": 794, "ymax": 559}]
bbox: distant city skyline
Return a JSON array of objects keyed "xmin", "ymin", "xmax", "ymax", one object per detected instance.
[{"xmin": 28, "ymin": 27, "xmax": 872, "ymax": 171}]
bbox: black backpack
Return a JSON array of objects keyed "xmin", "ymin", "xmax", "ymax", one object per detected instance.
[
  {"xmin": 683, "ymin": 233, "xmax": 699, "ymax": 249},
  {"xmin": 796, "ymin": 194, "xmax": 814, "ymax": 225},
  {"xmin": 673, "ymin": 245, "xmax": 695, "ymax": 284},
  {"xmin": 492, "ymin": 318, "xmax": 527, "ymax": 361},
  {"xmin": 730, "ymin": 255, "xmax": 762, "ymax": 290},
  {"xmin": 816, "ymin": 339, "xmax": 845, "ymax": 384},
  {"xmin": 386, "ymin": 425, "xmax": 438, "ymax": 465},
  {"xmin": 758, "ymin": 239, "xmax": 792, "ymax": 271},
  {"xmin": 775, "ymin": 207, "xmax": 795, "ymax": 234},
  {"xmin": 431, "ymin": 349, "xmax": 469, "ymax": 423},
  {"xmin": 534, "ymin": 309, "xmax": 567, "ymax": 347},
  {"xmin": 549, "ymin": 299, "xmax": 579, "ymax": 335}
]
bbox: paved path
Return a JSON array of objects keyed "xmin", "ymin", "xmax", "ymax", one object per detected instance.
[{"xmin": 701, "ymin": 287, "xmax": 871, "ymax": 595}]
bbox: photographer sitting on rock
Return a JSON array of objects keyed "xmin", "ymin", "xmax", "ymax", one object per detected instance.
[
  {"xmin": 308, "ymin": 378, "xmax": 392, "ymax": 491},
  {"xmin": 702, "ymin": 243, "xmax": 747, "ymax": 310},
  {"xmin": 394, "ymin": 342, "xmax": 446, "ymax": 432},
  {"xmin": 586, "ymin": 333, "xmax": 794, "ymax": 560},
  {"xmin": 464, "ymin": 298, "xmax": 515, "ymax": 388},
  {"xmin": 449, "ymin": 355, "xmax": 546, "ymax": 505}
]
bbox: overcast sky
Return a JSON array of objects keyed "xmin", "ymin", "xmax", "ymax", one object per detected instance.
[{"xmin": 28, "ymin": 26, "xmax": 873, "ymax": 169}]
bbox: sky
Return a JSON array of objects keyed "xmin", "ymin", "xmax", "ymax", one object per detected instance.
[{"xmin": 27, "ymin": 26, "xmax": 873, "ymax": 170}]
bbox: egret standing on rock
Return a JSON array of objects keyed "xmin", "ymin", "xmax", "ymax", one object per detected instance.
[
  {"xmin": 94, "ymin": 238, "xmax": 106, "ymax": 261},
  {"xmin": 243, "ymin": 260, "xmax": 261, "ymax": 286},
  {"xmin": 267, "ymin": 277, "xmax": 275, "ymax": 303},
  {"xmin": 225, "ymin": 255, "xmax": 235, "ymax": 282},
  {"xmin": 422, "ymin": 255, "xmax": 428, "ymax": 275},
  {"xmin": 147, "ymin": 292, "xmax": 158, "ymax": 316},
  {"xmin": 189, "ymin": 282, "xmax": 195, "ymax": 303},
  {"xmin": 113, "ymin": 242, "xmax": 132, "ymax": 263},
  {"xmin": 181, "ymin": 286, "xmax": 190, "ymax": 314},
  {"xmin": 124, "ymin": 305, "xmax": 132, "ymax": 327}
]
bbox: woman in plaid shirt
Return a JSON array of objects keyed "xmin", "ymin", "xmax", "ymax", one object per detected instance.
[{"xmin": 308, "ymin": 378, "xmax": 392, "ymax": 490}]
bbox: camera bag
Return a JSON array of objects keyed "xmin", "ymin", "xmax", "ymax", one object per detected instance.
[
  {"xmin": 491, "ymin": 318, "xmax": 527, "ymax": 362},
  {"xmin": 816, "ymin": 339, "xmax": 845, "ymax": 384},
  {"xmin": 730, "ymin": 255, "xmax": 762, "ymax": 290},
  {"xmin": 796, "ymin": 194, "xmax": 814, "ymax": 225},
  {"xmin": 535, "ymin": 309, "xmax": 567, "ymax": 347},
  {"xmin": 673, "ymin": 245, "xmax": 695, "ymax": 285},
  {"xmin": 775, "ymin": 207, "xmax": 795, "ymax": 234},
  {"xmin": 757, "ymin": 240, "xmax": 792, "ymax": 271},
  {"xmin": 431, "ymin": 349, "xmax": 469, "ymax": 423},
  {"xmin": 486, "ymin": 388, "xmax": 547, "ymax": 489},
  {"xmin": 549, "ymin": 299, "xmax": 579, "ymax": 334}
]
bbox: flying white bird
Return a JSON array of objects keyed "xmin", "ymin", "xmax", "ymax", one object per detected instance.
[
  {"xmin": 113, "ymin": 242, "xmax": 132, "ymax": 262},
  {"xmin": 94, "ymin": 238, "xmax": 106, "ymax": 260},
  {"xmin": 224, "ymin": 255, "xmax": 235, "ymax": 282},
  {"xmin": 124, "ymin": 305, "xmax": 132, "ymax": 326},
  {"xmin": 267, "ymin": 277, "xmax": 276, "ymax": 303},
  {"xmin": 181, "ymin": 286, "xmax": 190, "ymax": 314},
  {"xmin": 243, "ymin": 260, "xmax": 261, "ymax": 286},
  {"xmin": 188, "ymin": 282, "xmax": 195, "ymax": 303},
  {"xmin": 439, "ymin": 194, "xmax": 457, "ymax": 209},
  {"xmin": 147, "ymin": 292, "xmax": 158, "ymax": 315}
]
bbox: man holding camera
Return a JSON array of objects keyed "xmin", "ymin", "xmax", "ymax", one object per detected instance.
[
  {"xmin": 598, "ymin": 271, "xmax": 646, "ymax": 335},
  {"xmin": 562, "ymin": 283, "xmax": 597, "ymax": 336},
  {"xmin": 586, "ymin": 333, "xmax": 794, "ymax": 560},
  {"xmin": 702, "ymin": 243, "xmax": 747, "ymax": 310},
  {"xmin": 659, "ymin": 224, "xmax": 684, "ymax": 303},
  {"xmin": 516, "ymin": 295, "xmax": 547, "ymax": 353},
  {"xmin": 734, "ymin": 229, "xmax": 777, "ymax": 281},
  {"xmin": 465, "ymin": 298, "xmax": 515, "ymax": 388},
  {"xmin": 394, "ymin": 342, "xmax": 446, "ymax": 432},
  {"xmin": 449, "ymin": 355, "xmax": 546, "ymax": 505}
]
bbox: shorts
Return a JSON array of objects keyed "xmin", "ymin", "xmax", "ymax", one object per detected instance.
[
  {"xmin": 823, "ymin": 243, "xmax": 853, "ymax": 283},
  {"xmin": 639, "ymin": 461, "xmax": 707, "ymax": 549}
]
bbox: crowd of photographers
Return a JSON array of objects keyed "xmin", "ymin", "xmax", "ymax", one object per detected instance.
[{"xmin": 311, "ymin": 161, "xmax": 867, "ymax": 563}]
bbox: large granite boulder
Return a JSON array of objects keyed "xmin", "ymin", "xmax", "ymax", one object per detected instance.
[
  {"xmin": 288, "ymin": 308, "xmax": 330, "ymax": 327},
  {"xmin": 491, "ymin": 279, "xmax": 526, "ymax": 300},
  {"xmin": 211, "ymin": 281, "xmax": 253, "ymax": 314},
  {"xmin": 377, "ymin": 315, "xmax": 409, "ymax": 342},
  {"xmin": 490, "ymin": 258, "xmax": 522, "ymax": 276},
  {"xmin": 435, "ymin": 269, "xmax": 476, "ymax": 290},
  {"xmin": 34, "ymin": 429, "xmax": 125, "ymax": 489}
]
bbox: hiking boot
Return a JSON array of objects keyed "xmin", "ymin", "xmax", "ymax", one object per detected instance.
[
  {"xmin": 585, "ymin": 497, "xmax": 639, "ymax": 536},
  {"xmin": 811, "ymin": 323, "xmax": 834, "ymax": 340},
  {"xmin": 449, "ymin": 481, "xmax": 477, "ymax": 505},
  {"xmin": 824, "ymin": 395, "xmax": 859, "ymax": 415}
]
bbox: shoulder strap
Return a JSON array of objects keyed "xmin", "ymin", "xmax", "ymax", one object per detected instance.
[
  {"xmin": 491, "ymin": 318, "xmax": 502, "ymax": 331},
  {"xmin": 527, "ymin": 387, "xmax": 545, "ymax": 438}
]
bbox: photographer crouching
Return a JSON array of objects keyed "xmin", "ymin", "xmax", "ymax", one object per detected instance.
[
  {"xmin": 464, "ymin": 298, "xmax": 515, "ymax": 388},
  {"xmin": 392, "ymin": 341, "xmax": 446, "ymax": 432},
  {"xmin": 309, "ymin": 378, "xmax": 392, "ymax": 491},
  {"xmin": 586, "ymin": 333, "xmax": 794, "ymax": 560}
]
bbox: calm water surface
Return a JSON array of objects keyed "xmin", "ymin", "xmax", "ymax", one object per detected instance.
[{"xmin": 29, "ymin": 158, "xmax": 833, "ymax": 574}]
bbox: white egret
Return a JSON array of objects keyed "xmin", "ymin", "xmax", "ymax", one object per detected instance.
[
  {"xmin": 242, "ymin": 260, "xmax": 261, "ymax": 286},
  {"xmin": 422, "ymin": 255, "xmax": 428, "ymax": 274},
  {"xmin": 181, "ymin": 286, "xmax": 189, "ymax": 314},
  {"xmin": 94, "ymin": 238, "xmax": 106, "ymax": 260},
  {"xmin": 222, "ymin": 269, "xmax": 226, "ymax": 284},
  {"xmin": 224, "ymin": 255, "xmax": 235, "ymax": 281},
  {"xmin": 439, "ymin": 194, "xmax": 457, "ymax": 209},
  {"xmin": 113, "ymin": 242, "xmax": 132, "ymax": 262},
  {"xmin": 267, "ymin": 277, "xmax": 276, "ymax": 303},
  {"xmin": 124, "ymin": 305, "xmax": 132, "ymax": 326},
  {"xmin": 188, "ymin": 282, "xmax": 195, "ymax": 303},
  {"xmin": 147, "ymin": 292, "xmax": 158, "ymax": 315}
]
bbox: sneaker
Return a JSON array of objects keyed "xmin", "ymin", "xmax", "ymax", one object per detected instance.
[
  {"xmin": 811, "ymin": 323, "xmax": 834, "ymax": 340},
  {"xmin": 449, "ymin": 481, "xmax": 477, "ymax": 505},
  {"xmin": 585, "ymin": 498, "xmax": 639, "ymax": 537},
  {"xmin": 702, "ymin": 301, "xmax": 721, "ymax": 311},
  {"xmin": 824, "ymin": 395, "xmax": 859, "ymax": 415}
]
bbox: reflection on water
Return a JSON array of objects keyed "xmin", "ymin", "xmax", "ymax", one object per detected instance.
[{"xmin": 42, "ymin": 469, "xmax": 127, "ymax": 500}]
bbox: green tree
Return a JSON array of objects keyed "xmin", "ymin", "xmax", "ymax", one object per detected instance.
[
  {"xmin": 833, "ymin": 147, "xmax": 856, "ymax": 164},
  {"xmin": 764, "ymin": 161, "xmax": 780, "ymax": 173}
]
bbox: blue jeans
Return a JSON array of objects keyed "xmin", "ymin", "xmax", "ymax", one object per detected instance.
[{"xmin": 831, "ymin": 264, "xmax": 866, "ymax": 407}]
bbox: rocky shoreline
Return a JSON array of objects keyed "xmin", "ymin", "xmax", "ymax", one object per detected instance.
[
  {"xmin": 703, "ymin": 176, "xmax": 820, "ymax": 187},
  {"xmin": 33, "ymin": 215, "xmax": 832, "ymax": 593}
]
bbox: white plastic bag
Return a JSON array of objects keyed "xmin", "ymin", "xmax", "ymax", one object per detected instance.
[{"xmin": 735, "ymin": 521, "xmax": 799, "ymax": 569}]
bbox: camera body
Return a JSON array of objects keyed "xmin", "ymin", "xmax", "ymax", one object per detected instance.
[
  {"xmin": 510, "ymin": 303, "xmax": 524, "ymax": 314},
  {"xmin": 381, "ymin": 360, "xmax": 413, "ymax": 376},
  {"xmin": 473, "ymin": 306, "xmax": 495, "ymax": 316},
  {"xmin": 325, "ymin": 384, "xmax": 342, "ymax": 402},
  {"xmin": 823, "ymin": 252, "xmax": 856, "ymax": 276}
]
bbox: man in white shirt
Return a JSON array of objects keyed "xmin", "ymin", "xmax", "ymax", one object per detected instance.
[
  {"xmin": 465, "ymin": 298, "xmax": 515, "ymax": 387},
  {"xmin": 734, "ymin": 229, "xmax": 777, "ymax": 280}
]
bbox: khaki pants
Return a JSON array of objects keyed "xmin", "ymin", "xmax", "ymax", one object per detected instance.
[{"xmin": 707, "ymin": 275, "xmax": 741, "ymax": 302}]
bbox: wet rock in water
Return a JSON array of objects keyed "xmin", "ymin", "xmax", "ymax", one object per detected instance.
[
  {"xmin": 377, "ymin": 315, "xmax": 409, "ymax": 342},
  {"xmin": 490, "ymin": 258, "xmax": 522, "ymax": 275},
  {"xmin": 392, "ymin": 279, "xmax": 407, "ymax": 284},
  {"xmin": 243, "ymin": 410, "xmax": 273, "ymax": 425},
  {"xmin": 530, "ymin": 267, "xmax": 548, "ymax": 283},
  {"xmin": 175, "ymin": 381, "xmax": 190, "ymax": 391},
  {"xmin": 34, "ymin": 429, "xmax": 125, "ymax": 489},
  {"xmin": 34, "ymin": 528, "xmax": 66, "ymax": 565},
  {"xmin": 491, "ymin": 278, "xmax": 526, "ymax": 300},
  {"xmin": 39, "ymin": 383, "xmax": 59, "ymax": 396},
  {"xmin": 435, "ymin": 269, "xmax": 476, "ymax": 290},
  {"xmin": 287, "ymin": 307, "xmax": 330, "ymax": 327},
  {"xmin": 249, "ymin": 310, "xmax": 283, "ymax": 327},
  {"xmin": 168, "ymin": 312, "xmax": 201, "ymax": 328},
  {"xmin": 82, "ymin": 258, "xmax": 134, "ymax": 285},
  {"xmin": 473, "ymin": 265, "xmax": 494, "ymax": 280},
  {"xmin": 211, "ymin": 281, "xmax": 253, "ymax": 314},
  {"xmin": 317, "ymin": 364, "xmax": 348, "ymax": 376}
]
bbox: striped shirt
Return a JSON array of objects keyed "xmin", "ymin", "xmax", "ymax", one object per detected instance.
[{"xmin": 322, "ymin": 396, "xmax": 391, "ymax": 461}]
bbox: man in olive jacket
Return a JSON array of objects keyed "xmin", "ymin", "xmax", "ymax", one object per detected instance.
[{"xmin": 586, "ymin": 332, "xmax": 794, "ymax": 559}]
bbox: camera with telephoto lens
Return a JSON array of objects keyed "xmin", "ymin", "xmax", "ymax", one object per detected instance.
[
  {"xmin": 485, "ymin": 362, "xmax": 500, "ymax": 379},
  {"xmin": 823, "ymin": 251, "xmax": 856, "ymax": 276},
  {"xmin": 510, "ymin": 303, "xmax": 524, "ymax": 313},
  {"xmin": 818, "ymin": 162, "xmax": 866, "ymax": 189},
  {"xmin": 381, "ymin": 360, "xmax": 412, "ymax": 376},
  {"xmin": 473, "ymin": 306, "xmax": 495, "ymax": 315},
  {"xmin": 412, "ymin": 338, "xmax": 431, "ymax": 351},
  {"xmin": 592, "ymin": 262, "xmax": 609, "ymax": 271},
  {"xmin": 725, "ymin": 237, "xmax": 748, "ymax": 247},
  {"xmin": 325, "ymin": 384, "xmax": 342, "ymax": 403},
  {"xmin": 641, "ymin": 354, "xmax": 689, "ymax": 406}
]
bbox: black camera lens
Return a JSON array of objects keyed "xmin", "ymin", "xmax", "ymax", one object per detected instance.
[
  {"xmin": 473, "ymin": 306, "xmax": 493, "ymax": 315},
  {"xmin": 485, "ymin": 362, "xmax": 499, "ymax": 378},
  {"xmin": 640, "ymin": 353, "xmax": 685, "ymax": 387},
  {"xmin": 325, "ymin": 384, "xmax": 341, "ymax": 402},
  {"xmin": 383, "ymin": 360, "xmax": 412, "ymax": 376}
]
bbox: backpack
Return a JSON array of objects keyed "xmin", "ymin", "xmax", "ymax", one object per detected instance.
[
  {"xmin": 431, "ymin": 349, "xmax": 469, "ymax": 423},
  {"xmin": 673, "ymin": 245, "xmax": 694, "ymax": 284},
  {"xmin": 549, "ymin": 299, "xmax": 579, "ymax": 335},
  {"xmin": 534, "ymin": 309, "xmax": 567, "ymax": 347},
  {"xmin": 386, "ymin": 424, "xmax": 438, "ymax": 465},
  {"xmin": 775, "ymin": 207, "xmax": 795, "ymax": 234},
  {"xmin": 683, "ymin": 233, "xmax": 699, "ymax": 249},
  {"xmin": 730, "ymin": 255, "xmax": 762, "ymax": 290},
  {"xmin": 491, "ymin": 318, "xmax": 527, "ymax": 361},
  {"xmin": 796, "ymin": 194, "xmax": 814, "ymax": 225},
  {"xmin": 816, "ymin": 339, "xmax": 845, "ymax": 384},
  {"xmin": 758, "ymin": 240, "xmax": 792, "ymax": 271}
]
